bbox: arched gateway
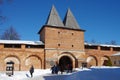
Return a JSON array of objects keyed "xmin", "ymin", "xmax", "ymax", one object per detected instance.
[
  {"xmin": 59, "ymin": 56, "xmax": 72, "ymax": 70},
  {"xmin": 58, "ymin": 52, "xmax": 76, "ymax": 69}
]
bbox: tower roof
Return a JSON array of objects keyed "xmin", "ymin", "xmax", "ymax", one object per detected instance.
[
  {"xmin": 63, "ymin": 9, "xmax": 80, "ymax": 29},
  {"xmin": 45, "ymin": 5, "xmax": 64, "ymax": 27}
]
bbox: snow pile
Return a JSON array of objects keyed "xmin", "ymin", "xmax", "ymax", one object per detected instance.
[
  {"xmin": 0, "ymin": 66, "xmax": 120, "ymax": 80},
  {"xmin": 0, "ymin": 69, "xmax": 51, "ymax": 80}
]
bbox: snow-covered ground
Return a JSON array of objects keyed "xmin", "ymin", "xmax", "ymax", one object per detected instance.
[{"xmin": 0, "ymin": 66, "xmax": 120, "ymax": 80}]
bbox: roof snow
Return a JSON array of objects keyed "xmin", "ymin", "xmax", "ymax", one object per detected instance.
[
  {"xmin": 85, "ymin": 42, "xmax": 120, "ymax": 48},
  {"xmin": 0, "ymin": 40, "xmax": 44, "ymax": 45},
  {"xmin": 0, "ymin": 40, "xmax": 120, "ymax": 47}
]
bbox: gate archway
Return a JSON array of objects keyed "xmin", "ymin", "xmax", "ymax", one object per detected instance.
[
  {"xmin": 58, "ymin": 52, "xmax": 76, "ymax": 70},
  {"xmin": 59, "ymin": 56, "xmax": 72, "ymax": 70}
]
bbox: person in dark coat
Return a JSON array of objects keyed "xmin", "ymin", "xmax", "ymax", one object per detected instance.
[
  {"xmin": 51, "ymin": 65, "xmax": 59, "ymax": 74},
  {"xmin": 51, "ymin": 65, "xmax": 56, "ymax": 74},
  {"xmin": 60, "ymin": 65, "xmax": 64, "ymax": 74},
  {"xmin": 55, "ymin": 65, "xmax": 59, "ymax": 74},
  {"xmin": 67, "ymin": 64, "xmax": 70, "ymax": 73},
  {"xmin": 69, "ymin": 64, "xmax": 73, "ymax": 73},
  {"xmin": 67, "ymin": 64, "xmax": 73, "ymax": 73},
  {"xmin": 29, "ymin": 65, "xmax": 34, "ymax": 77}
]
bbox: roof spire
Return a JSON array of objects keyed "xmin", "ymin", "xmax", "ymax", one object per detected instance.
[
  {"xmin": 63, "ymin": 8, "xmax": 80, "ymax": 29},
  {"xmin": 45, "ymin": 5, "xmax": 64, "ymax": 27}
]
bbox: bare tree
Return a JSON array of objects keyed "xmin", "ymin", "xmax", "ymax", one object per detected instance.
[
  {"xmin": 105, "ymin": 40, "xmax": 117, "ymax": 45},
  {"xmin": 110, "ymin": 40, "xmax": 117, "ymax": 45},
  {"xmin": 1, "ymin": 26, "xmax": 20, "ymax": 40},
  {"xmin": 91, "ymin": 39, "xmax": 96, "ymax": 44}
]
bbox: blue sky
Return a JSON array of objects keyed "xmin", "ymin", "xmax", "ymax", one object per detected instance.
[{"xmin": 0, "ymin": 0, "xmax": 120, "ymax": 44}]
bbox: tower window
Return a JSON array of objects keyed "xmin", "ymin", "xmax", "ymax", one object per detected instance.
[
  {"xmin": 72, "ymin": 33, "xmax": 74, "ymax": 35},
  {"xmin": 113, "ymin": 47, "xmax": 120, "ymax": 51},
  {"xmin": 58, "ymin": 32, "xmax": 60, "ymax": 34},
  {"xmin": 72, "ymin": 45, "xmax": 74, "ymax": 47},
  {"xmin": 58, "ymin": 44, "xmax": 60, "ymax": 46}
]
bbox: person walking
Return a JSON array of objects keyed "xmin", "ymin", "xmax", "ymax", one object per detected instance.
[
  {"xmin": 55, "ymin": 65, "xmax": 59, "ymax": 74},
  {"xmin": 29, "ymin": 65, "xmax": 34, "ymax": 77}
]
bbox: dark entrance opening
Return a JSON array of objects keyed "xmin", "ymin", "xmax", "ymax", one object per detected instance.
[
  {"xmin": 102, "ymin": 56, "xmax": 112, "ymax": 66},
  {"xmin": 103, "ymin": 60, "xmax": 112, "ymax": 66},
  {"xmin": 59, "ymin": 56, "xmax": 72, "ymax": 70}
]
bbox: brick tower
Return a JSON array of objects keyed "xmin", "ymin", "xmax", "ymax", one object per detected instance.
[{"xmin": 38, "ymin": 5, "xmax": 86, "ymax": 69}]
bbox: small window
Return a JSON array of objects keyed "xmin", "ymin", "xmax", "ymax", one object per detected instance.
[
  {"xmin": 25, "ymin": 45, "xmax": 44, "ymax": 48},
  {"xmin": 27, "ymin": 46, "xmax": 30, "ymax": 48},
  {"xmin": 58, "ymin": 32, "xmax": 60, "ymax": 34},
  {"xmin": 58, "ymin": 44, "xmax": 60, "ymax": 46},
  {"xmin": 72, "ymin": 45, "xmax": 74, "ymax": 47},
  {"xmin": 113, "ymin": 47, "xmax": 120, "ymax": 51},
  {"xmin": 85, "ymin": 45, "xmax": 98, "ymax": 49},
  {"xmin": 101, "ymin": 46, "xmax": 110, "ymax": 50},
  {"xmin": 72, "ymin": 33, "xmax": 74, "ymax": 35},
  {"xmin": 4, "ymin": 44, "xmax": 21, "ymax": 48}
]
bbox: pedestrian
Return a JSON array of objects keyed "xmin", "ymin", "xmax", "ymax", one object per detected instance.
[
  {"xmin": 67, "ymin": 64, "xmax": 70, "ymax": 73},
  {"xmin": 69, "ymin": 64, "xmax": 73, "ymax": 73},
  {"xmin": 60, "ymin": 65, "xmax": 64, "ymax": 74},
  {"xmin": 29, "ymin": 65, "xmax": 34, "ymax": 77},
  {"xmin": 51, "ymin": 65, "xmax": 56, "ymax": 74},
  {"xmin": 55, "ymin": 65, "xmax": 59, "ymax": 74}
]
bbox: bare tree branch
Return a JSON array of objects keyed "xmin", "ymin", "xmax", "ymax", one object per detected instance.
[
  {"xmin": 1, "ymin": 26, "xmax": 20, "ymax": 40},
  {"xmin": 110, "ymin": 40, "xmax": 117, "ymax": 45}
]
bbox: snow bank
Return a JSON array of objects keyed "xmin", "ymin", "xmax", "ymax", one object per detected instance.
[{"xmin": 0, "ymin": 67, "xmax": 120, "ymax": 80}]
